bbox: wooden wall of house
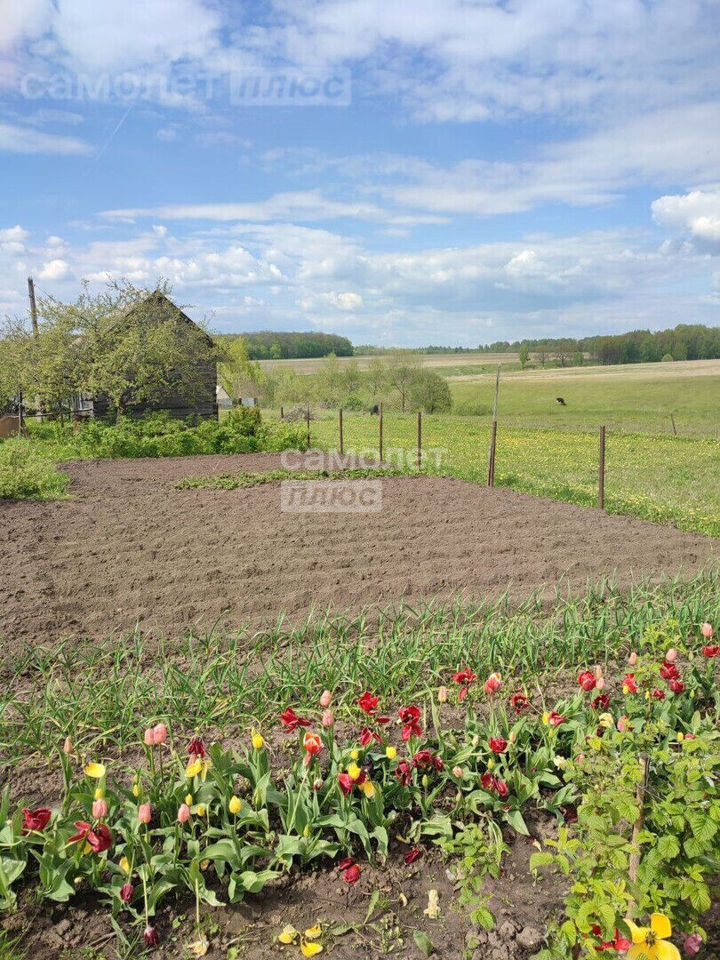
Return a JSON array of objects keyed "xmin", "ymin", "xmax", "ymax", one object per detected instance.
[{"xmin": 92, "ymin": 358, "xmax": 218, "ymax": 420}]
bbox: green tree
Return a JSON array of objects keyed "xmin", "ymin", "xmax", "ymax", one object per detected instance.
[
  {"xmin": 218, "ymin": 335, "xmax": 264, "ymax": 403},
  {"xmin": 0, "ymin": 316, "xmax": 36, "ymax": 419},
  {"xmin": 518, "ymin": 343, "xmax": 530, "ymax": 368},
  {"xmin": 385, "ymin": 350, "xmax": 423, "ymax": 412},
  {"xmin": 409, "ymin": 370, "xmax": 452, "ymax": 413}
]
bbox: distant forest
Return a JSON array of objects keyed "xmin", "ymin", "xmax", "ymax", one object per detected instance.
[
  {"xmin": 231, "ymin": 331, "xmax": 354, "ymax": 359},
  {"xmin": 228, "ymin": 323, "xmax": 719, "ymax": 365}
]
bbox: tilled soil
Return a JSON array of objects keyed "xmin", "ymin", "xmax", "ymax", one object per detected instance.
[{"xmin": 1, "ymin": 452, "xmax": 717, "ymax": 648}]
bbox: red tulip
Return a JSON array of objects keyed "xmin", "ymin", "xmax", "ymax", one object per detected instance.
[
  {"xmin": 120, "ymin": 882, "xmax": 134, "ymax": 904},
  {"xmin": 359, "ymin": 726, "xmax": 379, "ymax": 746},
  {"xmin": 338, "ymin": 773, "xmax": 354, "ymax": 796},
  {"xmin": 484, "ymin": 672, "xmax": 502, "ymax": 695},
  {"xmin": 412, "ymin": 749, "xmax": 443, "ymax": 771},
  {"xmin": 577, "ymin": 670, "xmax": 596, "ymax": 692},
  {"xmin": 494, "ymin": 778, "xmax": 509, "ymax": 798},
  {"xmin": 660, "ymin": 661, "xmax": 680, "ymax": 681},
  {"xmin": 509, "ymin": 691, "xmax": 530, "ymax": 713},
  {"xmin": 669, "ymin": 679, "xmax": 685, "ymax": 694},
  {"xmin": 279, "ymin": 707, "xmax": 311, "ymax": 731},
  {"xmin": 404, "ymin": 847, "xmax": 421, "ymax": 864},
  {"xmin": 337, "ymin": 856, "xmax": 355, "ymax": 871},
  {"xmin": 702, "ymin": 644, "xmax": 719, "ymax": 658},
  {"xmin": 398, "ymin": 705, "xmax": 422, "ymax": 741},
  {"xmin": 547, "ymin": 711, "xmax": 565, "ymax": 727},
  {"xmin": 302, "ymin": 731, "xmax": 323, "ymax": 766},
  {"xmin": 591, "ymin": 693, "xmax": 610, "ymax": 710},
  {"xmin": 343, "ymin": 864, "xmax": 361, "ymax": 884},
  {"xmin": 22, "ymin": 808, "xmax": 51, "ymax": 833},
  {"xmin": 452, "ymin": 668, "xmax": 477, "ymax": 701},
  {"xmin": 187, "ymin": 736, "xmax": 206, "ymax": 759},
  {"xmin": 622, "ymin": 673, "xmax": 639, "ymax": 694},
  {"xmin": 651, "ymin": 689, "xmax": 666, "ymax": 700},
  {"xmin": 357, "ymin": 691, "xmax": 379, "ymax": 714},
  {"xmin": 69, "ymin": 821, "xmax": 113, "ymax": 854},
  {"xmin": 144, "ymin": 925, "xmax": 159, "ymax": 947},
  {"xmin": 395, "ymin": 760, "xmax": 412, "ymax": 786},
  {"xmin": 488, "ymin": 736, "xmax": 507, "ymax": 754}
]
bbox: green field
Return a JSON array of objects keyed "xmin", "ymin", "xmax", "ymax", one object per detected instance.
[{"xmin": 308, "ymin": 410, "xmax": 720, "ymax": 537}]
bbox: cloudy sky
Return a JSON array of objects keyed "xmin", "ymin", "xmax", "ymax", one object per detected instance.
[{"xmin": 1, "ymin": 0, "xmax": 719, "ymax": 346}]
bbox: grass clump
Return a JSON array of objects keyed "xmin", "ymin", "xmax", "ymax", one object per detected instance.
[
  {"xmin": 0, "ymin": 439, "xmax": 68, "ymax": 501},
  {"xmin": 177, "ymin": 466, "xmax": 406, "ymax": 489}
]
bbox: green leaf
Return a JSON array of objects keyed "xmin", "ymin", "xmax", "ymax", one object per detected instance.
[{"xmin": 413, "ymin": 930, "xmax": 435, "ymax": 957}]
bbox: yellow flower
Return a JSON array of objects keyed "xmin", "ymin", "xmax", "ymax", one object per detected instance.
[
  {"xmin": 304, "ymin": 924, "xmax": 322, "ymax": 940},
  {"xmin": 359, "ymin": 780, "xmax": 376, "ymax": 799},
  {"xmin": 229, "ymin": 795, "xmax": 242, "ymax": 815},
  {"xmin": 487, "ymin": 758, "xmax": 495, "ymax": 771},
  {"xmin": 300, "ymin": 941, "xmax": 323, "ymax": 957},
  {"xmin": 625, "ymin": 914, "xmax": 680, "ymax": 960},
  {"xmin": 186, "ymin": 758, "xmax": 202, "ymax": 779},
  {"xmin": 385, "ymin": 746, "xmax": 397, "ymax": 760},
  {"xmin": 350, "ymin": 749, "xmax": 360, "ymax": 761},
  {"xmin": 84, "ymin": 762, "xmax": 106, "ymax": 779},
  {"xmin": 94, "ymin": 787, "xmax": 104, "ymax": 800},
  {"xmin": 185, "ymin": 793, "xmax": 193, "ymax": 806},
  {"xmin": 119, "ymin": 855, "xmax": 131, "ymax": 875},
  {"xmin": 132, "ymin": 784, "xmax": 140, "ymax": 798},
  {"xmin": 196, "ymin": 804, "xmax": 207, "ymax": 818},
  {"xmin": 676, "ymin": 732, "xmax": 684, "ymax": 742},
  {"xmin": 598, "ymin": 713, "xmax": 613, "ymax": 729},
  {"xmin": 347, "ymin": 762, "xmax": 362, "ymax": 781},
  {"xmin": 302, "ymin": 823, "xmax": 311, "ymax": 837},
  {"xmin": 252, "ymin": 729, "xmax": 264, "ymax": 750},
  {"xmin": 542, "ymin": 711, "xmax": 550, "ymax": 725},
  {"xmin": 278, "ymin": 925, "xmax": 298, "ymax": 944}
]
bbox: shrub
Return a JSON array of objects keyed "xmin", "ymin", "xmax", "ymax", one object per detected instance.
[{"xmin": 0, "ymin": 439, "xmax": 69, "ymax": 500}]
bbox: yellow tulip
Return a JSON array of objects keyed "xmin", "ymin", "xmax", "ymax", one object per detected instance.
[
  {"xmin": 119, "ymin": 856, "xmax": 131, "ymax": 875},
  {"xmin": 229, "ymin": 796, "xmax": 242, "ymax": 815},
  {"xmin": 385, "ymin": 746, "xmax": 397, "ymax": 760},
  {"xmin": 252, "ymin": 729, "xmax": 264, "ymax": 750},
  {"xmin": 196, "ymin": 804, "xmax": 206, "ymax": 818},
  {"xmin": 347, "ymin": 762, "xmax": 362, "ymax": 781},
  {"xmin": 625, "ymin": 914, "xmax": 680, "ymax": 960},
  {"xmin": 278, "ymin": 925, "xmax": 298, "ymax": 944},
  {"xmin": 598, "ymin": 713, "xmax": 613, "ymax": 729},
  {"xmin": 302, "ymin": 823, "xmax": 311, "ymax": 837},
  {"xmin": 132, "ymin": 784, "xmax": 140, "ymax": 798},
  {"xmin": 94, "ymin": 787, "xmax": 104, "ymax": 800},
  {"xmin": 185, "ymin": 793, "xmax": 193, "ymax": 806},
  {"xmin": 186, "ymin": 758, "xmax": 202, "ymax": 779},
  {"xmin": 359, "ymin": 780, "xmax": 376, "ymax": 799},
  {"xmin": 304, "ymin": 924, "xmax": 322, "ymax": 940},
  {"xmin": 300, "ymin": 941, "xmax": 323, "ymax": 957},
  {"xmin": 350, "ymin": 749, "xmax": 360, "ymax": 761},
  {"xmin": 84, "ymin": 762, "xmax": 106, "ymax": 779}
]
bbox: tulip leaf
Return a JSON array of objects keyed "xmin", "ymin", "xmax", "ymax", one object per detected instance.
[{"xmin": 413, "ymin": 930, "xmax": 435, "ymax": 957}]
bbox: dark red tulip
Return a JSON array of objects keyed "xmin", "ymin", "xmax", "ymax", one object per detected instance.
[{"xmin": 22, "ymin": 808, "xmax": 51, "ymax": 833}]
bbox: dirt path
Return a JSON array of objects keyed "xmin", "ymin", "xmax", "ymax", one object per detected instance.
[{"xmin": 1, "ymin": 452, "xmax": 717, "ymax": 648}]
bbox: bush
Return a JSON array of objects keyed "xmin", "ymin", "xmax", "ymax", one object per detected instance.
[{"xmin": 0, "ymin": 439, "xmax": 69, "ymax": 500}]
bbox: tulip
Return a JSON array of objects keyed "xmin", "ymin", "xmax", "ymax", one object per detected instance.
[
  {"xmin": 152, "ymin": 723, "xmax": 168, "ymax": 745},
  {"xmin": 701, "ymin": 622, "xmax": 714, "ymax": 639},
  {"xmin": 251, "ymin": 729, "xmax": 264, "ymax": 750},
  {"xmin": 279, "ymin": 707, "xmax": 311, "ymax": 731},
  {"xmin": 228, "ymin": 796, "xmax": 242, "ymax": 815},
  {"xmin": 303, "ymin": 731, "xmax": 323, "ymax": 760},
  {"xmin": 321, "ymin": 709, "xmax": 334, "ymax": 728},
  {"xmin": 484, "ymin": 672, "xmax": 502, "ymax": 695},
  {"xmin": 489, "ymin": 736, "xmax": 507, "ymax": 754},
  {"xmin": 665, "ymin": 648, "xmax": 678, "ymax": 663},
  {"xmin": 120, "ymin": 882, "xmax": 133, "ymax": 904},
  {"xmin": 385, "ymin": 746, "xmax": 397, "ymax": 760},
  {"xmin": 313, "ymin": 778, "xmax": 323, "ymax": 791},
  {"xmin": 703, "ymin": 644, "xmax": 719, "ymax": 658},
  {"xmin": 92, "ymin": 798, "xmax": 108, "ymax": 819},
  {"xmin": 196, "ymin": 804, "xmax": 206, "ymax": 817},
  {"xmin": 138, "ymin": 803, "xmax": 151, "ymax": 824},
  {"xmin": 84, "ymin": 762, "xmax": 106, "ymax": 779},
  {"xmin": 437, "ymin": 685, "xmax": 448, "ymax": 704},
  {"xmin": 343, "ymin": 864, "xmax": 361, "ymax": 884},
  {"xmin": 144, "ymin": 728, "xmax": 154, "ymax": 746},
  {"xmin": 617, "ymin": 716, "xmax": 630, "ymax": 732},
  {"xmin": 144, "ymin": 926, "xmax": 159, "ymax": 948},
  {"xmin": 177, "ymin": 803, "xmax": 191, "ymax": 823},
  {"xmin": 404, "ymin": 847, "xmax": 421, "ymax": 865},
  {"xmin": 357, "ymin": 691, "xmax": 379, "ymax": 714},
  {"xmin": 577, "ymin": 670, "xmax": 596, "ymax": 692},
  {"xmin": 628, "ymin": 651, "xmax": 638, "ymax": 666},
  {"xmin": 452, "ymin": 765, "xmax": 464, "ymax": 778},
  {"xmin": 63, "ymin": 736, "xmax": 73, "ymax": 755},
  {"xmin": 595, "ymin": 677, "xmax": 606, "ymax": 690},
  {"xmin": 22, "ymin": 808, "xmax": 51, "ymax": 832},
  {"xmin": 684, "ymin": 933, "xmax": 703, "ymax": 956},
  {"xmin": 319, "ymin": 689, "xmax": 333, "ymax": 708}
]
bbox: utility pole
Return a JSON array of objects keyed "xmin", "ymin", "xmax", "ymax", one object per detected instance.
[{"xmin": 27, "ymin": 277, "xmax": 39, "ymax": 338}]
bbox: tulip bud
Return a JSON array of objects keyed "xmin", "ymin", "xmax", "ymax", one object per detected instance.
[
  {"xmin": 595, "ymin": 677, "xmax": 606, "ymax": 690},
  {"xmin": 92, "ymin": 798, "xmax": 108, "ymax": 819},
  {"xmin": 138, "ymin": 802, "xmax": 151, "ymax": 824},
  {"xmin": 143, "ymin": 728, "xmax": 154, "ymax": 747},
  {"xmin": 452, "ymin": 765, "xmax": 463, "ymax": 778},
  {"xmin": 152, "ymin": 723, "xmax": 168, "ymax": 745},
  {"xmin": 313, "ymin": 778, "xmax": 323, "ymax": 791},
  {"xmin": 665, "ymin": 648, "xmax": 678, "ymax": 663},
  {"xmin": 628, "ymin": 651, "xmax": 638, "ymax": 666},
  {"xmin": 385, "ymin": 746, "xmax": 397, "ymax": 760},
  {"xmin": 120, "ymin": 882, "xmax": 133, "ymax": 905},
  {"xmin": 132, "ymin": 784, "xmax": 140, "ymax": 798},
  {"xmin": 63, "ymin": 736, "xmax": 73, "ymax": 755},
  {"xmin": 594, "ymin": 665, "xmax": 604, "ymax": 680},
  {"xmin": 321, "ymin": 709, "xmax": 334, "ymax": 728},
  {"xmin": 437, "ymin": 685, "xmax": 448, "ymax": 704},
  {"xmin": 94, "ymin": 787, "xmax": 104, "ymax": 800},
  {"xmin": 319, "ymin": 689, "xmax": 333, "ymax": 708},
  {"xmin": 251, "ymin": 730, "xmax": 264, "ymax": 750},
  {"xmin": 684, "ymin": 933, "xmax": 702, "ymax": 956},
  {"xmin": 196, "ymin": 804, "xmax": 206, "ymax": 818},
  {"xmin": 144, "ymin": 926, "xmax": 159, "ymax": 947},
  {"xmin": 229, "ymin": 795, "xmax": 242, "ymax": 815},
  {"xmin": 177, "ymin": 803, "xmax": 191, "ymax": 823},
  {"xmin": 508, "ymin": 731, "xmax": 517, "ymax": 744},
  {"xmin": 701, "ymin": 622, "xmax": 714, "ymax": 639}
]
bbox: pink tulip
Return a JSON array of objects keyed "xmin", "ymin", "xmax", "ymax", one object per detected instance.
[
  {"xmin": 595, "ymin": 677, "xmax": 606, "ymax": 690},
  {"xmin": 594, "ymin": 665, "xmax": 604, "ymax": 680},
  {"xmin": 63, "ymin": 736, "xmax": 73, "ymax": 755},
  {"xmin": 665, "ymin": 648, "xmax": 678, "ymax": 663},
  {"xmin": 437, "ymin": 685, "xmax": 448, "ymax": 703},
  {"xmin": 138, "ymin": 803, "xmax": 152, "ymax": 824},
  {"xmin": 452, "ymin": 766, "xmax": 463, "ymax": 778},
  {"xmin": 152, "ymin": 723, "xmax": 168, "ymax": 745},
  {"xmin": 92, "ymin": 798, "xmax": 108, "ymax": 819},
  {"xmin": 684, "ymin": 933, "xmax": 702, "ymax": 956},
  {"xmin": 143, "ymin": 728, "xmax": 154, "ymax": 746},
  {"xmin": 321, "ymin": 708, "xmax": 334, "ymax": 728},
  {"xmin": 617, "ymin": 716, "xmax": 630, "ymax": 733},
  {"xmin": 319, "ymin": 690, "xmax": 332, "ymax": 708},
  {"xmin": 628, "ymin": 652, "xmax": 638, "ymax": 666},
  {"xmin": 177, "ymin": 803, "xmax": 191, "ymax": 823},
  {"xmin": 701, "ymin": 622, "xmax": 714, "ymax": 639}
]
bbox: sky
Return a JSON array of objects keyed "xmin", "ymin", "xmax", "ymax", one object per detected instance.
[{"xmin": 0, "ymin": 0, "xmax": 719, "ymax": 347}]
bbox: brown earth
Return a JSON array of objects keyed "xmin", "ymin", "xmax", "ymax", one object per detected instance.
[{"xmin": 1, "ymin": 452, "xmax": 717, "ymax": 649}]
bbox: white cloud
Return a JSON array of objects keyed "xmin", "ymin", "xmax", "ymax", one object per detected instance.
[
  {"xmin": 39, "ymin": 258, "xmax": 70, "ymax": 280},
  {"xmin": 652, "ymin": 190, "xmax": 720, "ymax": 244},
  {"xmin": 0, "ymin": 225, "xmax": 30, "ymax": 243},
  {"xmin": 0, "ymin": 121, "xmax": 90, "ymax": 154}
]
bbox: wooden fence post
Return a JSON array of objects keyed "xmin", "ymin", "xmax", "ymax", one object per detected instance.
[
  {"xmin": 417, "ymin": 410, "xmax": 422, "ymax": 470},
  {"xmin": 670, "ymin": 413, "xmax": 677, "ymax": 436},
  {"xmin": 339, "ymin": 408, "xmax": 344, "ymax": 456},
  {"xmin": 488, "ymin": 363, "xmax": 500, "ymax": 487},
  {"xmin": 379, "ymin": 403, "xmax": 383, "ymax": 463},
  {"xmin": 280, "ymin": 405, "xmax": 284, "ymax": 420},
  {"xmin": 599, "ymin": 425, "xmax": 606, "ymax": 510},
  {"xmin": 306, "ymin": 406, "xmax": 311, "ymax": 450}
]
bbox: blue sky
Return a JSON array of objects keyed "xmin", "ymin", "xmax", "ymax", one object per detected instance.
[{"xmin": 1, "ymin": 0, "xmax": 719, "ymax": 346}]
